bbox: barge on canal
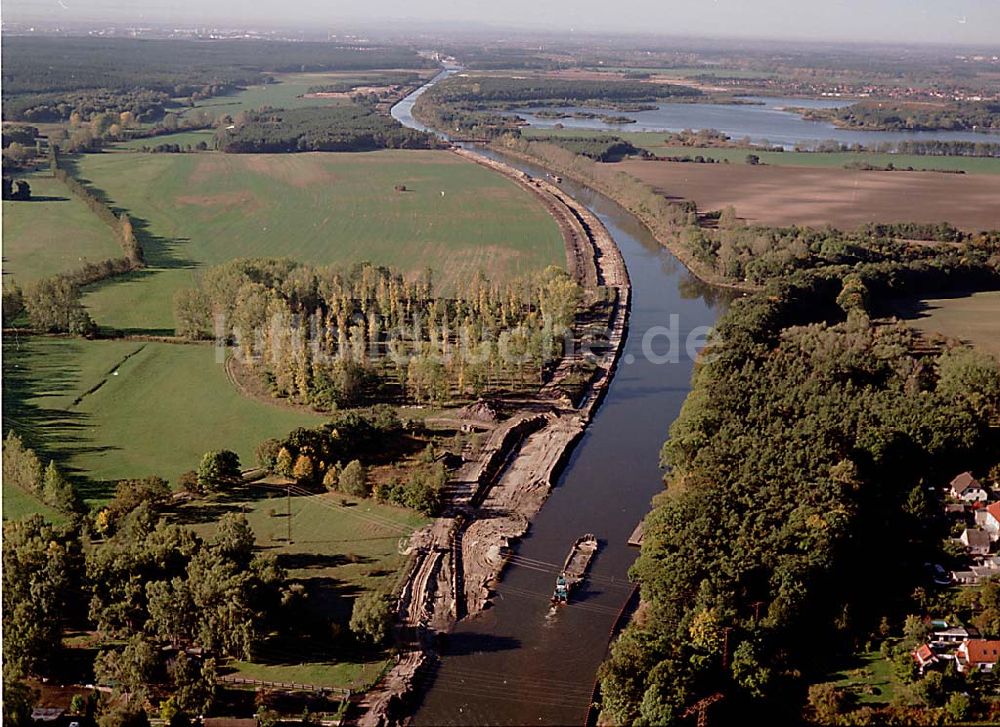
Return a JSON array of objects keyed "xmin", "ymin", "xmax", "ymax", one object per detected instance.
[{"xmin": 551, "ymin": 534, "xmax": 598, "ymax": 605}]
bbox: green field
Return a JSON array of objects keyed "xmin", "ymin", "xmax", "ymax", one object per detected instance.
[
  {"xmin": 182, "ymin": 486, "xmax": 429, "ymax": 689},
  {"xmin": 824, "ymin": 650, "xmax": 906, "ymax": 706},
  {"xmin": 520, "ymin": 128, "xmax": 1000, "ymax": 174},
  {"xmin": 3, "ymin": 337, "xmax": 323, "ymax": 506},
  {"xmin": 178, "ymin": 70, "xmax": 432, "ymax": 122},
  {"xmin": 2, "ymin": 480, "xmax": 65, "ymax": 523},
  {"xmin": 895, "ymin": 290, "xmax": 1000, "ymax": 357},
  {"xmin": 1, "ymin": 172, "xmax": 123, "ymax": 283},
  {"xmin": 75, "ymin": 150, "xmax": 564, "ymax": 332}
]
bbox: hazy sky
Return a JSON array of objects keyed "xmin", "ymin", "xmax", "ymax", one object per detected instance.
[{"xmin": 5, "ymin": 0, "xmax": 1000, "ymax": 45}]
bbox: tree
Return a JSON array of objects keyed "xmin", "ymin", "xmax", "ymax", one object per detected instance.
[
  {"xmin": 2, "ymin": 516, "xmax": 74, "ymax": 678},
  {"xmin": 173, "ymin": 289, "xmax": 212, "ymax": 340},
  {"xmin": 168, "ymin": 653, "xmax": 216, "ymax": 715},
  {"xmin": 338, "ymin": 459, "xmax": 369, "ymax": 497},
  {"xmin": 2, "ymin": 430, "xmax": 43, "ymax": 496},
  {"xmin": 2, "ymin": 679, "xmax": 37, "ymax": 727},
  {"xmin": 255, "ymin": 439, "xmax": 282, "ymax": 472},
  {"xmin": 944, "ymin": 692, "xmax": 971, "ymax": 722},
  {"xmin": 292, "ymin": 454, "xmax": 315, "ymax": 485},
  {"xmin": 94, "ymin": 633, "xmax": 159, "ymax": 708},
  {"xmin": 349, "ymin": 592, "xmax": 392, "ymax": 644},
  {"xmin": 275, "ymin": 448, "xmax": 294, "ymax": 478},
  {"xmin": 70, "ymin": 694, "xmax": 87, "ymax": 716},
  {"xmin": 3, "ymin": 280, "xmax": 24, "ymax": 322},
  {"xmin": 23, "ymin": 277, "xmax": 95, "ymax": 334},
  {"xmin": 211, "ymin": 514, "xmax": 256, "ymax": 565},
  {"xmin": 197, "ymin": 450, "xmax": 241, "ymax": 492},
  {"xmin": 178, "ymin": 470, "xmax": 200, "ymax": 494},
  {"xmin": 913, "ymin": 671, "xmax": 945, "ymax": 707},
  {"xmin": 806, "ymin": 683, "xmax": 846, "ymax": 725},
  {"xmin": 42, "ymin": 460, "xmax": 79, "ymax": 512}
]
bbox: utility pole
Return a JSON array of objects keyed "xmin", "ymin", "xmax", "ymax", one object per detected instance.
[
  {"xmin": 287, "ymin": 485, "xmax": 292, "ymax": 544},
  {"xmin": 721, "ymin": 626, "xmax": 734, "ymax": 670},
  {"xmin": 681, "ymin": 693, "xmax": 723, "ymax": 727}
]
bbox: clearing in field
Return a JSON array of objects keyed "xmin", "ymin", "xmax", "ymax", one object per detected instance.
[
  {"xmin": 616, "ymin": 159, "xmax": 1000, "ymax": 231},
  {"xmin": 892, "ymin": 290, "xmax": 1000, "ymax": 358},
  {"xmin": 1, "ymin": 172, "xmax": 123, "ymax": 283},
  {"xmin": 2, "ymin": 337, "xmax": 323, "ymax": 507},
  {"xmin": 178, "ymin": 486, "xmax": 429, "ymax": 690},
  {"xmin": 74, "ymin": 150, "xmax": 564, "ymax": 333}
]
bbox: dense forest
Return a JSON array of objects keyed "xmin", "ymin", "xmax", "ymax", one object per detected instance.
[
  {"xmin": 424, "ymin": 76, "xmax": 701, "ymax": 105},
  {"xmin": 1, "ymin": 36, "xmax": 432, "ymax": 122},
  {"xmin": 215, "ymin": 104, "xmax": 439, "ymax": 152},
  {"xmin": 595, "ymin": 212, "xmax": 1000, "ymax": 723},
  {"xmin": 600, "ymin": 267, "xmax": 1000, "ymax": 724},
  {"xmin": 805, "ymin": 100, "xmax": 1000, "ymax": 132},
  {"xmin": 175, "ymin": 258, "xmax": 583, "ymax": 407}
]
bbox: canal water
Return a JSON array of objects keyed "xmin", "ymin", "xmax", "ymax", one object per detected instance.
[{"xmin": 392, "ymin": 80, "xmax": 731, "ymax": 724}]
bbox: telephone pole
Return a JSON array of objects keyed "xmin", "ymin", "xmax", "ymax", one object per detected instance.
[{"xmin": 287, "ymin": 485, "xmax": 293, "ymax": 544}]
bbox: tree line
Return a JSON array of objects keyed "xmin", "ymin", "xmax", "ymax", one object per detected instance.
[
  {"xmin": 527, "ymin": 135, "xmax": 639, "ymax": 162},
  {"xmin": 175, "ymin": 258, "xmax": 582, "ymax": 407}
]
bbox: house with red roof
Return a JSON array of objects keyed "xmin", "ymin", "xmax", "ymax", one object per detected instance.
[
  {"xmin": 912, "ymin": 644, "xmax": 938, "ymax": 673},
  {"xmin": 956, "ymin": 639, "xmax": 1000, "ymax": 673}
]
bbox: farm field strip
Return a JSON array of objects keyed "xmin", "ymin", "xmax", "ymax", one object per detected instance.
[{"xmin": 615, "ymin": 158, "xmax": 1000, "ymax": 230}]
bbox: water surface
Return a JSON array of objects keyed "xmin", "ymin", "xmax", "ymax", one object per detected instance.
[{"xmin": 515, "ymin": 99, "xmax": 996, "ymax": 149}]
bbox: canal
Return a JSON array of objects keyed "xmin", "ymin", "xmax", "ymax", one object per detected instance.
[{"xmin": 392, "ymin": 78, "xmax": 731, "ymax": 725}]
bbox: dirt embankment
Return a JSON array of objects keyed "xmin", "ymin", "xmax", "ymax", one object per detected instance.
[{"xmin": 353, "ymin": 150, "xmax": 630, "ymax": 727}]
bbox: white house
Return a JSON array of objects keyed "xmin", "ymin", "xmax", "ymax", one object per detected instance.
[{"xmin": 951, "ymin": 472, "xmax": 989, "ymax": 503}]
